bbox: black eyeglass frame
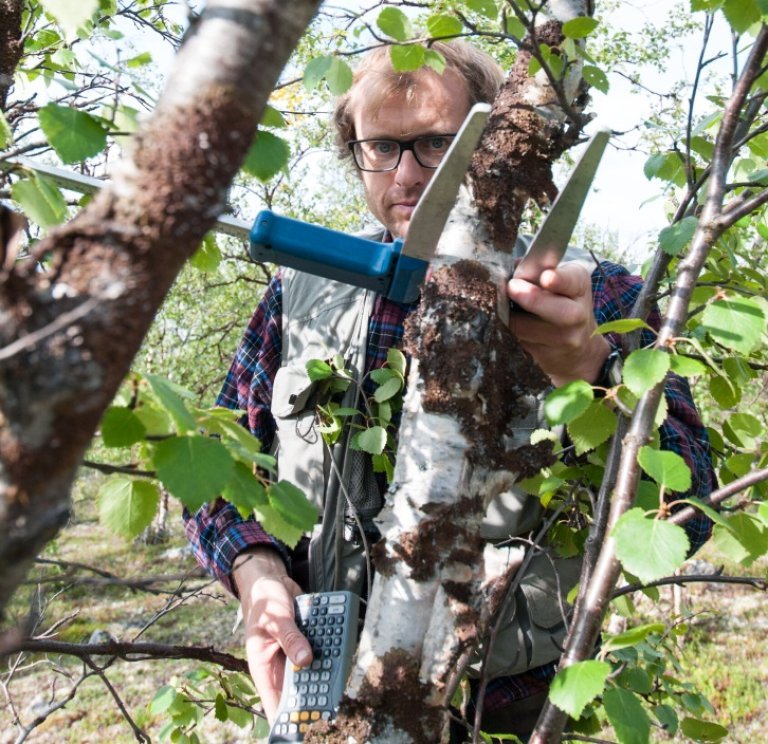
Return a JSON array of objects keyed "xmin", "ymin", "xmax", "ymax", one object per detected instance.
[{"xmin": 347, "ymin": 133, "xmax": 457, "ymax": 172}]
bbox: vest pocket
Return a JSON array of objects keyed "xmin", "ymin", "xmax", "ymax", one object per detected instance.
[{"xmin": 470, "ymin": 551, "xmax": 582, "ymax": 678}]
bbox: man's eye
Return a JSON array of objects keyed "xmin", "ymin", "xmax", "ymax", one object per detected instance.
[
  {"xmin": 372, "ymin": 141, "xmax": 395, "ymax": 155},
  {"xmin": 424, "ymin": 136, "xmax": 450, "ymax": 151}
]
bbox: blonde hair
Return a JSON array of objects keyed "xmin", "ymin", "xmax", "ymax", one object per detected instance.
[{"xmin": 332, "ymin": 41, "xmax": 503, "ymax": 162}]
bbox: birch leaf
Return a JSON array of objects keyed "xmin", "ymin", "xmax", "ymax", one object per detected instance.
[
  {"xmin": 613, "ymin": 508, "xmax": 689, "ymax": 583},
  {"xmin": 11, "ymin": 175, "xmax": 68, "ymax": 229},
  {"xmin": 243, "ymin": 131, "xmax": 290, "ymax": 182},
  {"xmin": 101, "ymin": 406, "xmax": 146, "ymax": 447},
  {"xmin": 658, "ymin": 216, "xmax": 698, "ymax": 255},
  {"xmin": 99, "ymin": 477, "xmax": 159, "ymax": 539},
  {"xmin": 377, "ymin": 7, "xmax": 412, "ymax": 40},
  {"xmin": 352, "ymin": 426, "xmax": 387, "ymax": 455},
  {"xmin": 604, "ymin": 688, "xmax": 651, "ymax": 744},
  {"xmin": 701, "ymin": 296, "xmax": 766, "ymax": 354},
  {"xmin": 637, "ymin": 446, "xmax": 692, "ymax": 492},
  {"xmin": 303, "ymin": 56, "xmax": 332, "ymax": 90},
  {"xmin": 548, "ymin": 660, "xmax": 610, "ymax": 719},
  {"xmin": 544, "ymin": 380, "xmax": 593, "ymax": 425},
  {"xmin": 680, "ymin": 717, "xmax": 728, "ymax": 742},
  {"xmin": 567, "ymin": 401, "xmax": 616, "ymax": 454},
  {"xmin": 427, "ymin": 13, "xmax": 463, "ymax": 38},
  {"xmin": 390, "ymin": 44, "xmax": 425, "ymax": 71},
  {"xmin": 267, "ymin": 480, "xmax": 317, "ymax": 530},
  {"xmin": 623, "ymin": 349, "xmax": 670, "ymax": 397},
  {"xmin": 222, "ymin": 462, "xmax": 268, "ymax": 517},
  {"xmin": 155, "ymin": 436, "xmax": 234, "ymax": 510},
  {"xmin": 146, "ymin": 374, "xmax": 196, "ymax": 433},
  {"xmin": 38, "ymin": 104, "xmax": 108, "ymax": 163}
]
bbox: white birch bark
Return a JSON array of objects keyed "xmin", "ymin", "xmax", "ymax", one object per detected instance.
[{"xmin": 332, "ymin": 2, "xmax": 595, "ymax": 741}]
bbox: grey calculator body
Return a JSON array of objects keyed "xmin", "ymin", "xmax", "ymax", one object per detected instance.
[{"xmin": 268, "ymin": 591, "xmax": 360, "ymax": 742}]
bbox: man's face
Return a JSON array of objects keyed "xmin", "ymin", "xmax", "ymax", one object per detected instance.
[{"xmin": 351, "ymin": 71, "xmax": 471, "ymax": 240}]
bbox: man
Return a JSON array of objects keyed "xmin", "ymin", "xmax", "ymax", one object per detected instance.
[{"xmin": 185, "ymin": 40, "xmax": 715, "ymax": 738}]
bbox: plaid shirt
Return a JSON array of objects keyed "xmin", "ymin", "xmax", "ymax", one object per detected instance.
[{"xmin": 184, "ymin": 260, "xmax": 715, "ymax": 709}]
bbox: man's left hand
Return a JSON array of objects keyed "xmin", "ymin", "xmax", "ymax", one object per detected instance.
[{"xmin": 507, "ymin": 262, "xmax": 611, "ymax": 388}]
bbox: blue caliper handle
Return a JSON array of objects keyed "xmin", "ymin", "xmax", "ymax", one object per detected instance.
[{"xmin": 249, "ymin": 210, "xmax": 427, "ymax": 303}]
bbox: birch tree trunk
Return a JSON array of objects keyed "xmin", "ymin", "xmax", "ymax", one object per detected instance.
[
  {"xmin": 0, "ymin": 0, "xmax": 321, "ymax": 616},
  {"xmin": 310, "ymin": 3, "xmax": 595, "ymax": 742}
]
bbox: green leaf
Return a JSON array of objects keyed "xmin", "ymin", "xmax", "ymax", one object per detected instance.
[
  {"xmin": 374, "ymin": 376, "xmax": 402, "ymax": 403},
  {"xmin": 637, "ymin": 446, "xmax": 692, "ymax": 492},
  {"xmin": 40, "ymin": 0, "xmax": 98, "ymax": 40},
  {"xmin": 669, "ymin": 354, "xmax": 708, "ymax": 377},
  {"xmin": 37, "ymin": 104, "xmax": 108, "ymax": 163},
  {"xmin": 658, "ymin": 216, "xmax": 698, "ymax": 256},
  {"xmin": 101, "ymin": 406, "xmax": 147, "ymax": 447},
  {"xmin": 98, "ymin": 477, "xmax": 159, "ymax": 539},
  {"xmin": 465, "ymin": 0, "xmax": 498, "ymax": 19},
  {"xmin": 387, "ymin": 348, "xmax": 407, "ymax": 377},
  {"xmin": 0, "ymin": 109, "xmax": 12, "ymax": 148},
  {"xmin": 567, "ymin": 400, "xmax": 617, "ymax": 455},
  {"xmin": 701, "ymin": 296, "xmax": 766, "ymax": 354},
  {"xmin": 150, "ymin": 685, "xmax": 178, "ymax": 715},
  {"xmin": 261, "ymin": 105, "xmax": 286, "ymax": 128},
  {"xmin": 390, "ymin": 44, "xmax": 426, "ymax": 72},
  {"xmin": 723, "ymin": 411, "xmax": 762, "ymax": 448},
  {"xmin": 595, "ymin": 318, "xmax": 651, "ymax": 335},
  {"xmin": 604, "ymin": 687, "xmax": 651, "ymax": 744},
  {"xmin": 652, "ymin": 704, "xmax": 679, "ymax": 735},
  {"xmin": 190, "ymin": 233, "xmax": 221, "ymax": 273},
  {"xmin": 11, "ymin": 174, "xmax": 68, "ymax": 229},
  {"xmin": 711, "ymin": 513, "xmax": 767, "ymax": 566},
  {"xmin": 303, "ymin": 56, "xmax": 332, "ymax": 90},
  {"xmin": 154, "ymin": 436, "xmax": 235, "ymax": 511},
  {"xmin": 306, "ymin": 359, "xmax": 333, "ymax": 381},
  {"xmin": 582, "ymin": 65, "xmax": 609, "ymax": 94},
  {"xmin": 613, "ymin": 508, "xmax": 690, "ymax": 583},
  {"xmin": 377, "ymin": 8, "xmax": 412, "ymax": 40},
  {"xmin": 222, "ymin": 461, "xmax": 268, "ymax": 517},
  {"xmin": 544, "ymin": 380, "xmax": 594, "ymax": 425},
  {"xmin": 146, "ymin": 374, "xmax": 197, "ymax": 433},
  {"xmin": 424, "ymin": 48, "xmax": 446, "ymax": 74},
  {"xmin": 326, "ymin": 58, "xmax": 353, "ymax": 95},
  {"xmin": 562, "ymin": 17, "xmax": 599, "ymax": 39},
  {"xmin": 722, "ymin": 0, "xmax": 761, "ymax": 33},
  {"xmin": 267, "ymin": 480, "xmax": 318, "ymax": 531},
  {"xmin": 623, "ymin": 349, "xmax": 670, "ymax": 397},
  {"xmin": 548, "ymin": 660, "xmax": 610, "ymax": 719},
  {"xmin": 226, "ymin": 703, "xmax": 253, "ymax": 728},
  {"xmin": 353, "ymin": 426, "xmax": 387, "ymax": 455},
  {"xmin": 243, "ymin": 130, "xmax": 290, "ymax": 183},
  {"xmin": 602, "ymin": 623, "xmax": 665, "ymax": 653},
  {"xmin": 254, "ymin": 503, "xmax": 304, "ymax": 547},
  {"xmin": 126, "ymin": 51, "xmax": 152, "ymax": 67},
  {"xmin": 644, "ymin": 151, "xmax": 686, "ymax": 186},
  {"xmin": 680, "ymin": 717, "xmax": 729, "ymax": 741},
  {"xmin": 427, "ymin": 13, "xmax": 463, "ymax": 38},
  {"xmin": 214, "ymin": 694, "xmax": 227, "ymax": 722},
  {"xmin": 709, "ymin": 373, "xmax": 740, "ymax": 407},
  {"xmin": 505, "ymin": 16, "xmax": 526, "ymax": 38}
]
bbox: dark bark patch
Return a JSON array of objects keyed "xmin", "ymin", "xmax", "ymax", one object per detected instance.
[
  {"xmin": 306, "ymin": 649, "xmax": 444, "ymax": 743},
  {"xmin": 470, "ymin": 21, "xmax": 571, "ymax": 251},
  {"xmin": 406, "ymin": 260, "xmax": 554, "ymax": 477}
]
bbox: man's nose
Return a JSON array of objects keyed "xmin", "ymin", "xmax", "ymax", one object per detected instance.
[{"xmin": 394, "ymin": 149, "xmax": 426, "ymax": 187}]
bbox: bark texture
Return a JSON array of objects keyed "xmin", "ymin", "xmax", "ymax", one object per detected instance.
[
  {"xmin": 0, "ymin": 0, "xmax": 23, "ymax": 110},
  {"xmin": 313, "ymin": 2, "xmax": 595, "ymax": 740},
  {"xmin": 0, "ymin": 0, "xmax": 322, "ymax": 615}
]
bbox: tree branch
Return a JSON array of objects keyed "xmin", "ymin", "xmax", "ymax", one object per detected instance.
[{"xmin": 4, "ymin": 638, "xmax": 248, "ymax": 673}]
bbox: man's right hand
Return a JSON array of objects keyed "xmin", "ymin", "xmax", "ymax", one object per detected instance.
[{"xmin": 232, "ymin": 548, "xmax": 313, "ymax": 724}]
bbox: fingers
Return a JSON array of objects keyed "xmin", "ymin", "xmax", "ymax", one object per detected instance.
[{"xmin": 234, "ymin": 553, "xmax": 313, "ymax": 724}]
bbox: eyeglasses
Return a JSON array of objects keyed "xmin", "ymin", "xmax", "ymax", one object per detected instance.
[{"xmin": 348, "ymin": 134, "xmax": 456, "ymax": 172}]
